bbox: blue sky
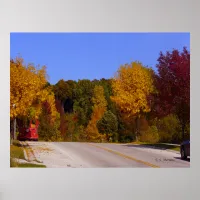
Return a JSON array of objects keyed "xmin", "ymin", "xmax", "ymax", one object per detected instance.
[{"xmin": 10, "ymin": 33, "xmax": 190, "ymax": 84}]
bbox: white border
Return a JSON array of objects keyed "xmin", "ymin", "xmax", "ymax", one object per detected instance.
[{"xmin": 1, "ymin": 0, "xmax": 199, "ymax": 200}]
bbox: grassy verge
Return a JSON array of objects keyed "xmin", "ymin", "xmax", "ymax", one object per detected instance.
[
  {"xmin": 18, "ymin": 163, "xmax": 46, "ymax": 168},
  {"xmin": 10, "ymin": 141, "xmax": 26, "ymax": 167},
  {"xmin": 10, "ymin": 140, "xmax": 46, "ymax": 167},
  {"xmin": 10, "ymin": 142, "xmax": 25, "ymax": 160},
  {"xmin": 130, "ymin": 141, "xmax": 180, "ymax": 152}
]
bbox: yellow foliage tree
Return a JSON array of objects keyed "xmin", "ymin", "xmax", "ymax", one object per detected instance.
[
  {"xmin": 10, "ymin": 57, "xmax": 57, "ymax": 123},
  {"xmin": 111, "ymin": 62, "xmax": 155, "ymax": 140},
  {"xmin": 85, "ymin": 85, "xmax": 107, "ymax": 142}
]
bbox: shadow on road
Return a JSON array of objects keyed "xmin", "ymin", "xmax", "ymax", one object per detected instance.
[
  {"xmin": 123, "ymin": 144, "xmax": 154, "ymax": 149},
  {"xmin": 123, "ymin": 144, "xmax": 175, "ymax": 151},
  {"xmin": 121, "ymin": 144, "xmax": 190, "ymax": 163},
  {"xmin": 174, "ymin": 157, "xmax": 190, "ymax": 162}
]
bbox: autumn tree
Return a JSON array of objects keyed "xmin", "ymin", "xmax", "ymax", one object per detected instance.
[
  {"xmin": 10, "ymin": 57, "xmax": 58, "ymax": 139},
  {"xmin": 53, "ymin": 79, "xmax": 71, "ymax": 103},
  {"xmin": 155, "ymin": 47, "xmax": 190, "ymax": 140},
  {"xmin": 64, "ymin": 112, "xmax": 80, "ymax": 141},
  {"xmin": 97, "ymin": 78, "xmax": 117, "ymax": 115},
  {"xmin": 53, "ymin": 80, "xmax": 70, "ymax": 137},
  {"xmin": 85, "ymin": 85, "xmax": 107, "ymax": 142},
  {"xmin": 53, "ymin": 80, "xmax": 77, "ymax": 137},
  {"xmin": 10, "ymin": 58, "xmax": 46, "ymax": 119},
  {"xmin": 111, "ymin": 62, "xmax": 155, "ymax": 141},
  {"xmin": 38, "ymin": 101, "xmax": 61, "ymax": 141}
]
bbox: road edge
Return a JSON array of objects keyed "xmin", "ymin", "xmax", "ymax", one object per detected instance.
[{"xmin": 123, "ymin": 143, "xmax": 180, "ymax": 153}]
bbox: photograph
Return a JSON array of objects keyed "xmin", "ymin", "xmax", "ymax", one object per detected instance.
[{"xmin": 10, "ymin": 32, "xmax": 190, "ymax": 168}]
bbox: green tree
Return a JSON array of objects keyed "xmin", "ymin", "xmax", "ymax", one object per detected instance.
[
  {"xmin": 155, "ymin": 114, "xmax": 182, "ymax": 143},
  {"xmin": 139, "ymin": 125, "xmax": 159, "ymax": 143},
  {"xmin": 97, "ymin": 110, "xmax": 118, "ymax": 142},
  {"xmin": 73, "ymin": 79, "xmax": 95, "ymax": 126},
  {"xmin": 53, "ymin": 79, "xmax": 71, "ymax": 103}
]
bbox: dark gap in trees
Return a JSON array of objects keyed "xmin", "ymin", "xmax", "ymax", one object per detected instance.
[{"xmin": 64, "ymin": 98, "xmax": 74, "ymax": 113}]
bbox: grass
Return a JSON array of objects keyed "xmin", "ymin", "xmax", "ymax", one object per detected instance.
[
  {"xmin": 130, "ymin": 141, "xmax": 180, "ymax": 152},
  {"xmin": 10, "ymin": 140, "xmax": 46, "ymax": 168},
  {"xmin": 10, "ymin": 158, "xmax": 18, "ymax": 167},
  {"xmin": 17, "ymin": 163, "xmax": 46, "ymax": 168},
  {"xmin": 10, "ymin": 143, "xmax": 25, "ymax": 160},
  {"xmin": 10, "ymin": 141, "xmax": 25, "ymax": 167},
  {"xmin": 11, "ymin": 139, "xmax": 22, "ymax": 147}
]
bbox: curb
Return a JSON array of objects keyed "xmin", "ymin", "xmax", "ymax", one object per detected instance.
[
  {"xmin": 26, "ymin": 142, "xmax": 43, "ymax": 163},
  {"xmin": 20, "ymin": 141, "xmax": 43, "ymax": 163},
  {"xmin": 19, "ymin": 141, "xmax": 29, "ymax": 161}
]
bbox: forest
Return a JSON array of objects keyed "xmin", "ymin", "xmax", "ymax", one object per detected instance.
[{"xmin": 10, "ymin": 47, "xmax": 190, "ymax": 144}]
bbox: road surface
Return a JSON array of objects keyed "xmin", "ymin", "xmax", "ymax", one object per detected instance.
[{"xmin": 26, "ymin": 142, "xmax": 190, "ymax": 168}]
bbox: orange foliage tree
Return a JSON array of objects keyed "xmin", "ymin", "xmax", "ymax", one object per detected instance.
[{"xmin": 85, "ymin": 85, "xmax": 107, "ymax": 142}]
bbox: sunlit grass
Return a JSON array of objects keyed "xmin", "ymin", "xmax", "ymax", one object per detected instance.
[
  {"xmin": 10, "ymin": 140, "xmax": 46, "ymax": 168},
  {"xmin": 17, "ymin": 163, "xmax": 46, "ymax": 168},
  {"xmin": 10, "ymin": 143, "xmax": 25, "ymax": 160}
]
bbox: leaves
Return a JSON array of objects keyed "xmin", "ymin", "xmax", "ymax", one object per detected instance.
[
  {"xmin": 97, "ymin": 110, "xmax": 118, "ymax": 142},
  {"xmin": 10, "ymin": 57, "xmax": 59, "ymax": 127},
  {"xmin": 10, "ymin": 46, "xmax": 190, "ymax": 144},
  {"xmin": 111, "ymin": 62, "xmax": 155, "ymax": 118},
  {"xmin": 155, "ymin": 47, "xmax": 190, "ymax": 139},
  {"xmin": 85, "ymin": 85, "xmax": 108, "ymax": 142},
  {"xmin": 38, "ymin": 101, "xmax": 61, "ymax": 141},
  {"xmin": 10, "ymin": 58, "xmax": 46, "ymax": 119}
]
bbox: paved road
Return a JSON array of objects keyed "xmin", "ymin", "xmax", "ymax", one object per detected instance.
[{"xmin": 27, "ymin": 142, "xmax": 190, "ymax": 168}]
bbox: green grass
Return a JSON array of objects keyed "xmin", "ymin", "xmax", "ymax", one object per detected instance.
[
  {"xmin": 10, "ymin": 140, "xmax": 26, "ymax": 167},
  {"xmin": 17, "ymin": 163, "xmax": 46, "ymax": 168},
  {"xmin": 12, "ymin": 139, "xmax": 22, "ymax": 147},
  {"xmin": 10, "ymin": 140, "xmax": 46, "ymax": 168},
  {"xmin": 10, "ymin": 143, "xmax": 25, "ymax": 160},
  {"xmin": 10, "ymin": 158, "xmax": 18, "ymax": 167}
]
